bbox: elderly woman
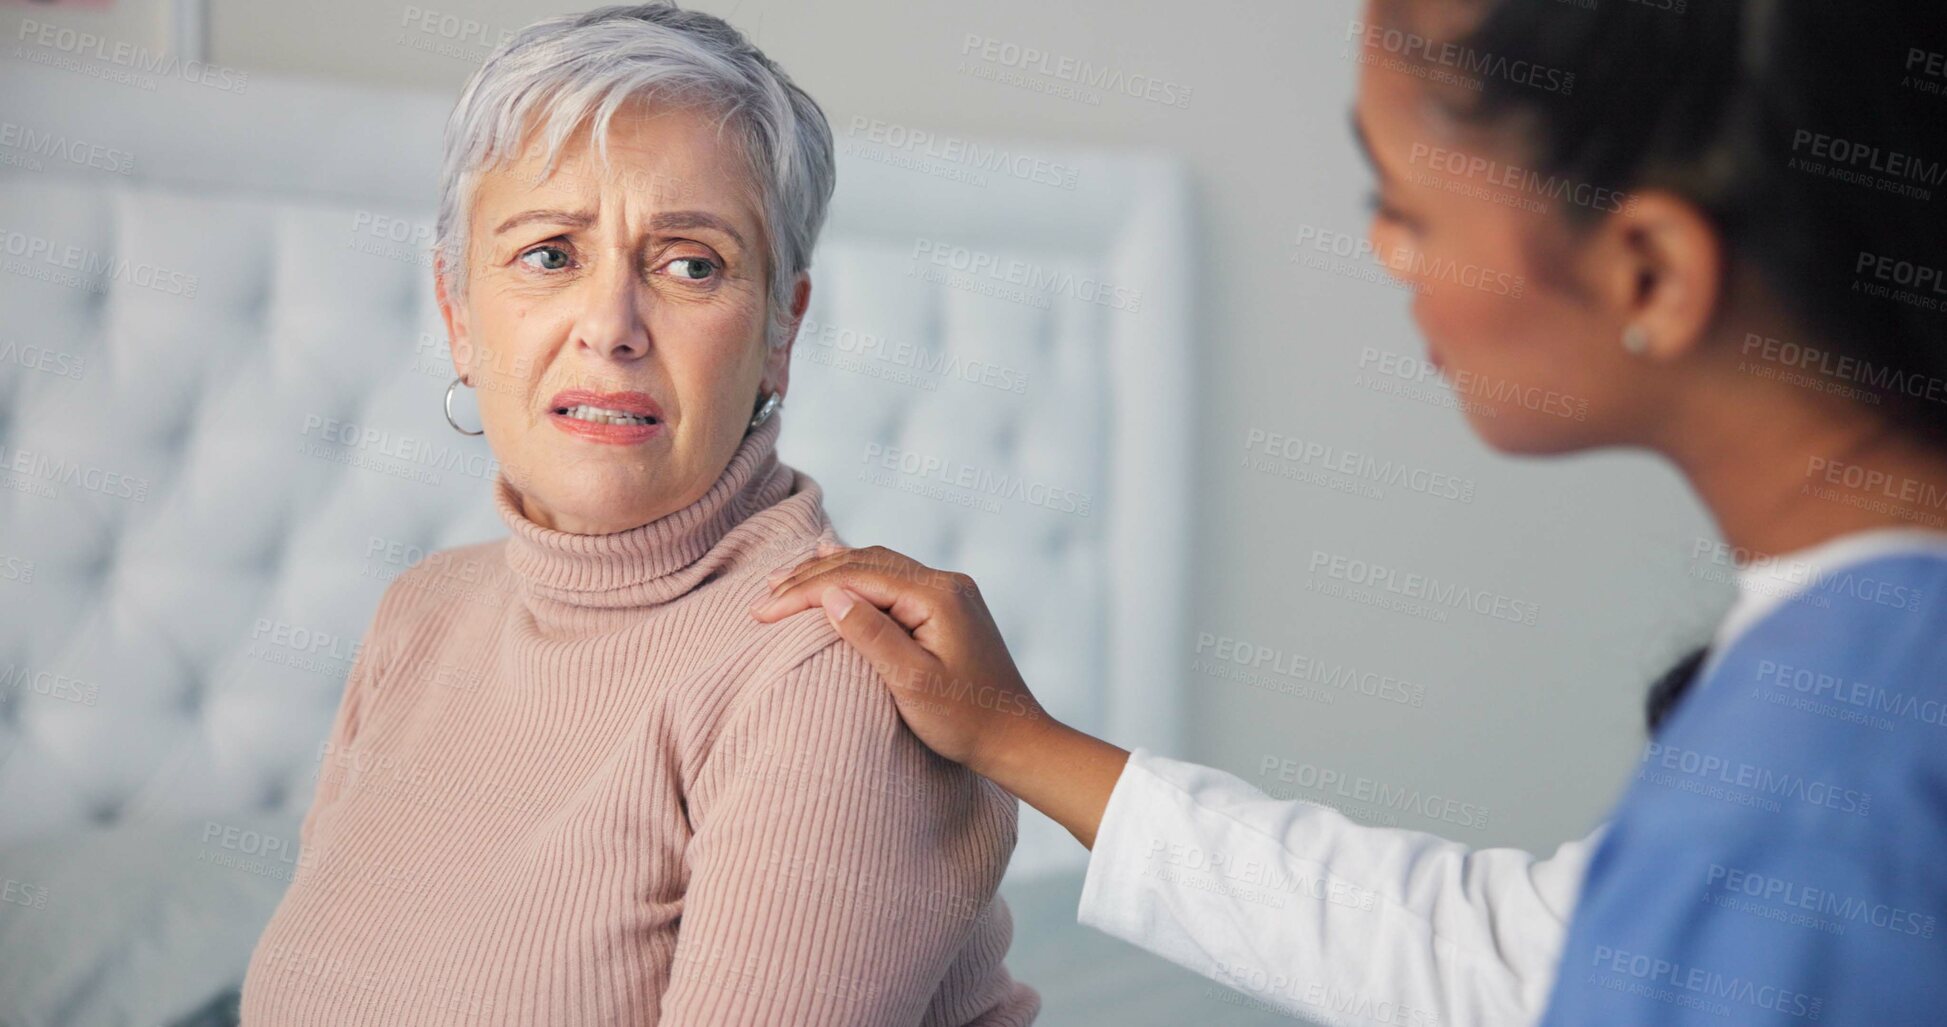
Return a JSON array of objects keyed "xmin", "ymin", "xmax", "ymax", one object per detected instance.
[{"xmin": 239, "ymin": 5, "xmax": 1036, "ymax": 1025}]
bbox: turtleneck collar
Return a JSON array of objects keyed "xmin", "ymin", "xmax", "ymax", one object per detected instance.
[{"xmin": 493, "ymin": 414, "xmax": 806, "ymax": 617}]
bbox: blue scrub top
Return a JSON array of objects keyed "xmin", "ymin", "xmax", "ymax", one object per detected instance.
[{"xmin": 1540, "ymin": 551, "xmax": 1947, "ymax": 1025}]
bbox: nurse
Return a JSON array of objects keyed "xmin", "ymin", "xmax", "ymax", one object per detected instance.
[{"xmin": 756, "ymin": 1, "xmax": 1947, "ymax": 1024}]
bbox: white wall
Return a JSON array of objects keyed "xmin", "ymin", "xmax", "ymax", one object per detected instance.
[
  {"xmin": 6, "ymin": 0, "xmax": 1733, "ymax": 857},
  {"xmin": 2, "ymin": 2, "xmax": 165, "ymax": 51}
]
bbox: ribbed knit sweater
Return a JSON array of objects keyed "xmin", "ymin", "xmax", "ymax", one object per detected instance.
[{"xmin": 239, "ymin": 416, "xmax": 1039, "ymax": 1026}]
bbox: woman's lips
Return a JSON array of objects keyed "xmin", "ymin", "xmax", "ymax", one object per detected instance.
[
  {"xmin": 549, "ymin": 411, "xmax": 663, "ymax": 444},
  {"xmin": 546, "ymin": 389, "xmax": 665, "ymax": 446}
]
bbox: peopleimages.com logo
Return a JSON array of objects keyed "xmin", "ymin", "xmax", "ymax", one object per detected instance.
[
  {"xmin": 15, "ymin": 19, "xmax": 249, "ymax": 93},
  {"xmin": 0, "ymin": 228, "xmax": 198, "ymax": 297},
  {"xmin": 845, "ymin": 117, "xmax": 1080, "ymax": 191},
  {"xmin": 0, "ymin": 121, "xmax": 135, "ymax": 175},
  {"xmin": 958, "ymin": 34, "xmax": 1194, "ymax": 109},
  {"xmin": 1344, "ymin": 19, "xmax": 1575, "ymax": 95},
  {"xmin": 909, "ymin": 239, "xmax": 1143, "ymax": 312}
]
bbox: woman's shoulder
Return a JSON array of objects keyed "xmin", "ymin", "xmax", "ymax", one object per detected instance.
[
  {"xmin": 688, "ymin": 603, "xmax": 899, "ymax": 755},
  {"xmin": 361, "ymin": 537, "xmax": 516, "ymax": 651},
  {"xmin": 706, "ymin": 615, "xmax": 867, "ymax": 734},
  {"xmin": 691, "ymin": 636, "xmax": 1012, "ymax": 828},
  {"xmin": 683, "ymin": 518, "xmax": 841, "ymax": 667}
]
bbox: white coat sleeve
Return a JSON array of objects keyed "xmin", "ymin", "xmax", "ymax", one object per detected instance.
[{"xmin": 1077, "ymin": 748, "xmax": 1598, "ymax": 1027}]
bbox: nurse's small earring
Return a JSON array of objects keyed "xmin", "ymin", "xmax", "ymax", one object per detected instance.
[
  {"xmin": 445, "ymin": 375, "xmax": 485, "ymax": 436},
  {"xmin": 749, "ymin": 390, "xmax": 782, "ymax": 431},
  {"xmin": 1622, "ymin": 324, "xmax": 1652, "ymax": 356}
]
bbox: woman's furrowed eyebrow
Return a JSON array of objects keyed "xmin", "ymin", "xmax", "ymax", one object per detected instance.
[
  {"xmin": 489, "ymin": 208, "xmax": 748, "ymax": 248},
  {"xmin": 493, "ymin": 208, "xmax": 597, "ymax": 236},
  {"xmin": 649, "ymin": 210, "xmax": 747, "ymax": 248}
]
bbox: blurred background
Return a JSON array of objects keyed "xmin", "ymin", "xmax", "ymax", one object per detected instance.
[{"xmin": 0, "ymin": 1, "xmax": 1732, "ymax": 1024}]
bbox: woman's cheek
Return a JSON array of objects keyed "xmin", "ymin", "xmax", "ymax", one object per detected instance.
[
  {"xmin": 657, "ymin": 319, "xmax": 759, "ymax": 421},
  {"xmin": 1444, "ymin": 289, "xmax": 1522, "ymax": 374}
]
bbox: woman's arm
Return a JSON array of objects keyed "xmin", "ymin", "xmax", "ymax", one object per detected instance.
[
  {"xmin": 755, "ymin": 545, "xmax": 1125, "ymax": 847},
  {"xmin": 299, "ymin": 574, "xmax": 409, "ymax": 853},
  {"xmin": 753, "ymin": 544, "xmax": 1592, "ymax": 1025},
  {"xmin": 662, "ymin": 641, "xmax": 1035, "ymax": 1026}
]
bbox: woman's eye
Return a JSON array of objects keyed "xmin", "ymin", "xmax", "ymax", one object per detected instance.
[
  {"xmin": 519, "ymin": 245, "xmax": 572, "ymax": 271},
  {"xmin": 664, "ymin": 257, "xmax": 719, "ymax": 282}
]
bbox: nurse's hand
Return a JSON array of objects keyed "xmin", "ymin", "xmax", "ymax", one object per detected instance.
[
  {"xmin": 750, "ymin": 543, "xmax": 1129, "ymax": 848},
  {"xmin": 751, "ymin": 543, "xmax": 1039, "ymax": 767}
]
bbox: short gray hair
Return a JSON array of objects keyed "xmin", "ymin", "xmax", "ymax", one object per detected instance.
[{"xmin": 433, "ymin": 3, "xmax": 835, "ymax": 348}]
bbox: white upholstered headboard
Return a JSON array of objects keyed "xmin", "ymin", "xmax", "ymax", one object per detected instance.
[{"xmin": 0, "ymin": 60, "xmax": 1192, "ymax": 878}]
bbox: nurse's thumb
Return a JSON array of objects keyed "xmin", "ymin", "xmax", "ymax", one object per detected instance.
[{"xmin": 821, "ymin": 587, "xmax": 935, "ymax": 683}]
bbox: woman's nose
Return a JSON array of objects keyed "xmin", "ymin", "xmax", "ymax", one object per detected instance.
[{"xmin": 569, "ymin": 260, "xmax": 651, "ymax": 361}]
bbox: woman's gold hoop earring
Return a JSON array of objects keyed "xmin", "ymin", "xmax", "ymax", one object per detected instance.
[
  {"xmin": 749, "ymin": 391, "xmax": 782, "ymax": 431},
  {"xmin": 445, "ymin": 376, "xmax": 485, "ymax": 436}
]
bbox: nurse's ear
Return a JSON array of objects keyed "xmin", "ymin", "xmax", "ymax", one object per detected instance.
[{"xmin": 1583, "ymin": 190, "xmax": 1726, "ymax": 364}]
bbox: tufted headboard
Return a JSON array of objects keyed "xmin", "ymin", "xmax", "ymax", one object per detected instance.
[{"xmin": 0, "ymin": 60, "xmax": 1192, "ymax": 878}]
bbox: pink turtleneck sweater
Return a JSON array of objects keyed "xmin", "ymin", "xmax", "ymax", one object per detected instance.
[{"xmin": 239, "ymin": 417, "xmax": 1039, "ymax": 1026}]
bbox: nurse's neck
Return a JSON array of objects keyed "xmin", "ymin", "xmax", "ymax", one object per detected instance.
[{"xmin": 1657, "ymin": 353, "xmax": 1947, "ymax": 564}]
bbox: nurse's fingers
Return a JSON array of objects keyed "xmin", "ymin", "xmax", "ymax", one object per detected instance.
[
  {"xmin": 759, "ymin": 552, "xmax": 1041, "ymax": 773},
  {"xmin": 766, "ymin": 545, "xmax": 973, "ymax": 603},
  {"xmin": 764, "ymin": 544, "xmax": 897, "ymax": 594},
  {"xmin": 749, "ymin": 562, "xmax": 962, "ymax": 634},
  {"xmin": 818, "ymin": 587, "xmax": 939, "ymax": 686}
]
